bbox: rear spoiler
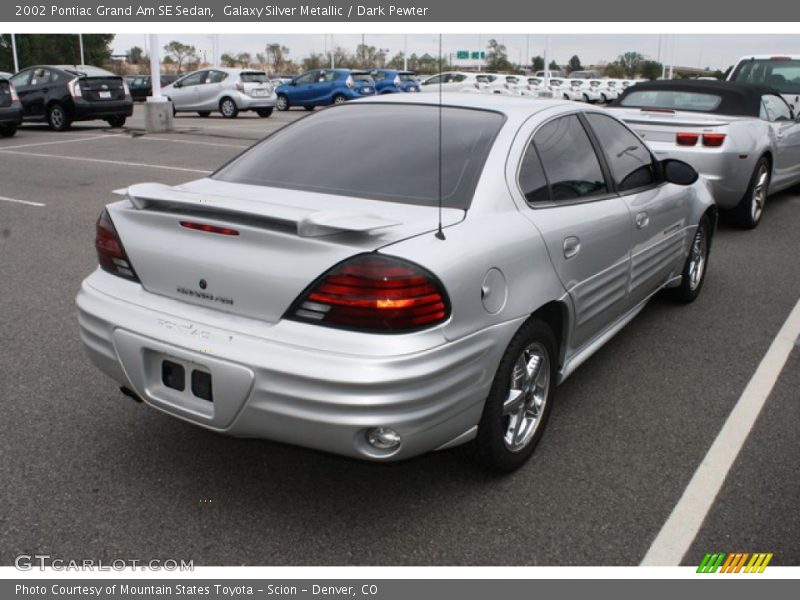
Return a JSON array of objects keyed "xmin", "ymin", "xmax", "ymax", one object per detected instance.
[{"xmin": 114, "ymin": 183, "xmax": 401, "ymax": 238}]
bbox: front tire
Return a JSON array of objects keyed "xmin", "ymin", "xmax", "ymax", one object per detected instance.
[
  {"xmin": 468, "ymin": 318, "xmax": 557, "ymax": 472},
  {"xmin": 197, "ymin": 111, "xmax": 211, "ymax": 117},
  {"xmin": 256, "ymin": 108, "xmax": 273, "ymax": 118},
  {"xmin": 732, "ymin": 157, "xmax": 770, "ymax": 229},
  {"xmin": 670, "ymin": 214, "xmax": 711, "ymax": 303},
  {"xmin": 106, "ymin": 115, "xmax": 126, "ymax": 128},
  {"xmin": 47, "ymin": 103, "xmax": 71, "ymax": 131},
  {"xmin": 304, "ymin": 105, "xmax": 315, "ymax": 111},
  {"xmin": 276, "ymin": 94, "xmax": 289, "ymax": 111},
  {"xmin": 219, "ymin": 97, "xmax": 239, "ymax": 119}
]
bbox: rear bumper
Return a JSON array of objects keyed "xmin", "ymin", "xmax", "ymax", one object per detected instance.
[
  {"xmin": 72, "ymin": 98, "xmax": 134, "ymax": 120},
  {"xmin": 0, "ymin": 103, "xmax": 23, "ymax": 125},
  {"xmin": 234, "ymin": 91, "xmax": 277, "ymax": 110},
  {"xmin": 76, "ymin": 270, "xmax": 517, "ymax": 462},
  {"xmin": 647, "ymin": 143, "xmax": 756, "ymax": 208}
]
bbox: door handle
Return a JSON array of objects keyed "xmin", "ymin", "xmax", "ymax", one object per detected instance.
[
  {"xmin": 635, "ymin": 212, "xmax": 650, "ymax": 229},
  {"xmin": 563, "ymin": 236, "xmax": 581, "ymax": 259}
]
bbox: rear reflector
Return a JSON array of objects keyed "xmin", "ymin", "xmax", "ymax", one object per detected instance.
[
  {"xmin": 96, "ymin": 209, "xmax": 139, "ymax": 282},
  {"xmin": 287, "ymin": 254, "xmax": 450, "ymax": 333},
  {"xmin": 180, "ymin": 221, "xmax": 240, "ymax": 236},
  {"xmin": 702, "ymin": 133, "xmax": 726, "ymax": 147},
  {"xmin": 676, "ymin": 132, "xmax": 699, "ymax": 146}
]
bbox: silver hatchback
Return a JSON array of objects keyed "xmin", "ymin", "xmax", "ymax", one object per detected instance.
[{"xmin": 163, "ymin": 67, "xmax": 277, "ymax": 118}]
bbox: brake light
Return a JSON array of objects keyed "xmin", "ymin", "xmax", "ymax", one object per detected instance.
[
  {"xmin": 235, "ymin": 81, "xmax": 245, "ymax": 92},
  {"xmin": 702, "ymin": 133, "xmax": 726, "ymax": 147},
  {"xmin": 346, "ymin": 75, "xmax": 354, "ymax": 89},
  {"xmin": 287, "ymin": 254, "xmax": 450, "ymax": 333},
  {"xmin": 393, "ymin": 75, "xmax": 401, "ymax": 87},
  {"xmin": 67, "ymin": 77, "xmax": 82, "ymax": 98},
  {"xmin": 95, "ymin": 209, "xmax": 138, "ymax": 281},
  {"xmin": 676, "ymin": 132, "xmax": 699, "ymax": 146},
  {"xmin": 9, "ymin": 83, "xmax": 19, "ymax": 102},
  {"xmin": 180, "ymin": 221, "xmax": 239, "ymax": 236},
  {"xmin": 769, "ymin": 56, "xmax": 792, "ymax": 61},
  {"xmin": 122, "ymin": 80, "xmax": 131, "ymax": 97}
]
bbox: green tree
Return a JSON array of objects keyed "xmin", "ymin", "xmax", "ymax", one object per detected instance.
[
  {"xmin": 639, "ymin": 60, "xmax": 663, "ymax": 80},
  {"xmin": 163, "ymin": 40, "xmax": 196, "ymax": 74},
  {"xmin": 617, "ymin": 51, "xmax": 644, "ymax": 78},
  {"xmin": 0, "ymin": 34, "xmax": 114, "ymax": 71},
  {"xmin": 236, "ymin": 52, "xmax": 252, "ymax": 67},
  {"xmin": 302, "ymin": 53, "xmax": 326, "ymax": 71},
  {"xmin": 567, "ymin": 55, "xmax": 582, "ymax": 74},
  {"xmin": 486, "ymin": 38, "xmax": 513, "ymax": 72},
  {"xmin": 548, "ymin": 59, "xmax": 560, "ymax": 71},
  {"xmin": 128, "ymin": 46, "xmax": 144, "ymax": 65},
  {"xmin": 531, "ymin": 55, "xmax": 544, "ymax": 71},
  {"xmin": 387, "ymin": 52, "xmax": 405, "ymax": 70},
  {"xmin": 220, "ymin": 53, "xmax": 237, "ymax": 68},
  {"xmin": 265, "ymin": 43, "xmax": 290, "ymax": 72},
  {"xmin": 603, "ymin": 61, "xmax": 626, "ymax": 78}
]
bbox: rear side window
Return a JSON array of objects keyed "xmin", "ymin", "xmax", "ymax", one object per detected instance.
[
  {"xmin": 585, "ymin": 113, "xmax": 657, "ymax": 191},
  {"xmin": 620, "ymin": 90, "xmax": 722, "ymax": 112},
  {"xmin": 206, "ymin": 70, "xmax": 228, "ymax": 83},
  {"xmin": 731, "ymin": 59, "xmax": 800, "ymax": 94},
  {"xmin": 533, "ymin": 115, "xmax": 607, "ymax": 201},
  {"xmin": 518, "ymin": 144, "xmax": 550, "ymax": 204},
  {"xmin": 240, "ymin": 72, "xmax": 268, "ymax": 83},
  {"xmin": 214, "ymin": 104, "xmax": 504, "ymax": 209}
]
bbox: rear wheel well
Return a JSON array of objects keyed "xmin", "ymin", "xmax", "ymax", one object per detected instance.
[{"xmin": 530, "ymin": 301, "xmax": 568, "ymax": 370}]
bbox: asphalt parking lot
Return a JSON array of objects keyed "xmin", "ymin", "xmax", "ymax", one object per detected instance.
[{"xmin": 1, "ymin": 104, "xmax": 798, "ymax": 567}]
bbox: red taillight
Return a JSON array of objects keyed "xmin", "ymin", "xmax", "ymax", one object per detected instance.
[
  {"xmin": 702, "ymin": 133, "xmax": 726, "ymax": 147},
  {"xmin": 769, "ymin": 56, "xmax": 792, "ymax": 61},
  {"xmin": 9, "ymin": 84, "xmax": 19, "ymax": 102},
  {"xmin": 288, "ymin": 254, "xmax": 450, "ymax": 333},
  {"xmin": 180, "ymin": 221, "xmax": 239, "ymax": 236},
  {"xmin": 676, "ymin": 132, "xmax": 699, "ymax": 146},
  {"xmin": 235, "ymin": 81, "xmax": 245, "ymax": 92},
  {"xmin": 67, "ymin": 77, "xmax": 82, "ymax": 98},
  {"xmin": 95, "ymin": 209, "xmax": 139, "ymax": 281}
]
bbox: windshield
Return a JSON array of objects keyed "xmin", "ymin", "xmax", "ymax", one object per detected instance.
[
  {"xmin": 240, "ymin": 72, "xmax": 268, "ymax": 83},
  {"xmin": 730, "ymin": 58, "xmax": 800, "ymax": 94},
  {"xmin": 214, "ymin": 104, "xmax": 504, "ymax": 209},
  {"xmin": 620, "ymin": 90, "xmax": 723, "ymax": 112}
]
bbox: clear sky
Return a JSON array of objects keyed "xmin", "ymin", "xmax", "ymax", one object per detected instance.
[{"xmin": 112, "ymin": 33, "xmax": 800, "ymax": 71}]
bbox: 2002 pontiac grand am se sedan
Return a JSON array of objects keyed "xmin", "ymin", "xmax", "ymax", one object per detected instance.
[{"xmin": 77, "ymin": 94, "xmax": 716, "ymax": 471}]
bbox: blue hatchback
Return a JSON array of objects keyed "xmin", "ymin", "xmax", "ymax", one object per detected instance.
[
  {"xmin": 275, "ymin": 69, "xmax": 376, "ymax": 110},
  {"xmin": 371, "ymin": 70, "xmax": 421, "ymax": 94}
]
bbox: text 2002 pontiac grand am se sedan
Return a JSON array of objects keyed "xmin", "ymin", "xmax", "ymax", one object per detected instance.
[{"xmin": 77, "ymin": 94, "xmax": 716, "ymax": 471}]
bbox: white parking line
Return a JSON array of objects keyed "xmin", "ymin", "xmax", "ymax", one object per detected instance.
[
  {"xmin": 641, "ymin": 297, "xmax": 800, "ymax": 565},
  {"xmin": 0, "ymin": 149, "xmax": 212, "ymax": 174},
  {"xmin": 0, "ymin": 195, "xmax": 46, "ymax": 207},
  {"xmin": 2, "ymin": 133, "xmax": 125, "ymax": 150},
  {"xmin": 139, "ymin": 136, "xmax": 249, "ymax": 149}
]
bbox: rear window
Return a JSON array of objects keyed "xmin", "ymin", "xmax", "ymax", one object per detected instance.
[
  {"xmin": 398, "ymin": 73, "xmax": 415, "ymax": 81},
  {"xmin": 352, "ymin": 74, "xmax": 374, "ymax": 83},
  {"xmin": 620, "ymin": 90, "xmax": 722, "ymax": 112},
  {"xmin": 240, "ymin": 71, "xmax": 268, "ymax": 83},
  {"xmin": 214, "ymin": 104, "xmax": 505, "ymax": 209},
  {"xmin": 731, "ymin": 59, "xmax": 800, "ymax": 94},
  {"xmin": 63, "ymin": 65, "xmax": 116, "ymax": 78}
]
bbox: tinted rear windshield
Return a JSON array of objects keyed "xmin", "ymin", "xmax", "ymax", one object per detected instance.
[
  {"xmin": 620, "ymin": 90, "xmax": 722, "ymax": 112},
  {"xmin": 63, "ymin": 66, "xmax": 116, "ymax": 78},
  {"xmin": 730, "ymin": 59, "xmax": 800, "ymax": 94},
  {"xmin": 214, "ymin": 104, "xmax": 504, "ymax": 209},
  {"xmin": 352, "ymin": 74, "xmax": 374, "ymax": 83},
  {"xmin": 398, "ymin": 73, "xmax": 415, "ymax": 81},
  {"xmin": 240, "ymin": 72, "xmax": 268, "ymax": 83}
]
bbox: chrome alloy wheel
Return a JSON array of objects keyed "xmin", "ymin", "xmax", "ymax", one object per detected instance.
[
  {"xmin": 687, "ymin": 225, "xmax": 707, "ymax": 291},
  {"xmin": 502, "ymin": 342, "xmax": 551, "ymax": 452},
  {"xmin": 751, "ymin": 163, "xmax": 769, "ymax": 223},
  {"xmin": 220, "ymin": 99, "xmax": 236, "ymax": 117},
  {"xmin": 50, "ymin": 106, "xmax": 65, "ymax": 128}
]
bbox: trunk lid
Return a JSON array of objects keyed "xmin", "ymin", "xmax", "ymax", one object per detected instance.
[
  {"xmin": 608, "ymin": 107, "xmax": 736, "ymax": 143},
  {"xmin": 108, "ymin": 178, "xmax": 464, "ymax": 324},
  {"xmin": 78, "ymin": 76, "xmax": 126, "ymax": 102}
]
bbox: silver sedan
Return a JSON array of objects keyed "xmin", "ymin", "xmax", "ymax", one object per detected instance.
[
  {"xmin": 162, "ymin": 67, "xmax": 277, "ymax": 118},
  {"xmin": 77, "ymin": 94, "xmax": 715, "ymax": 471},
  {"xmin": 609, "ymin": 79, "xmax": 800, "ymax": 229}
]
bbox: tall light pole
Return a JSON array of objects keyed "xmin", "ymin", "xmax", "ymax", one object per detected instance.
[
  {"xmin": 78, "ymin": 33, "xmax": 85, "ymax": 65},
  {"xmin": 148, "ymin": 34, "xmax": 162, "ymax": 98},
  {"xmin": 11, "ymin": 33, "xmax": 19, "ymax": 72},
  {"xmin": 404, "ymin": 34, "xmax": 408, "ymax": 71}
]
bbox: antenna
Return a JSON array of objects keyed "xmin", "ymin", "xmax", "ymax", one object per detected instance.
[{"xmin": 435, "ymin": 33, "xmax": 446, "ymax": 241}]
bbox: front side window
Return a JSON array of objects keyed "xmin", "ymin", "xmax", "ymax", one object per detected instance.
[
  {"xmin": 533, "ymin": 115, "xmax": 608, "ymax": 201},
  {"xmin": 761, "ymin": 94, "xmax": 793, "ymax": 121},
  {"xmin": 585, "ymin": 113, "xmax": 657, "ymax": 191}
]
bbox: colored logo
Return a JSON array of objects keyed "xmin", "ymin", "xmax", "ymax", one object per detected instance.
[{"xmin": 697, "ymin": 552, "xmax": 773, "ymax": 573}]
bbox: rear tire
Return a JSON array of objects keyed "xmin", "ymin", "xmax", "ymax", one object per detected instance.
[
  {"xmin": 332, "ymin": 94, "xmax": 347, "ymax": 105},
  {"xmin": 467, "ymin": 318, "xmax": 557, "ymax": 472},
  {"xmin": 304, "ymin": 105, "xmax": 315, "ymax": 111},
  {"xmin": 219, "ymin": 97, "xmax": 238, "ymax": 118},
  {"xmin": 732, "ymin": 157, "xmax": 770, "ymax": 230},
  {"xmin": 47, "ymin": 103, "xmax": 71, "ymax": 131},
  {"xmin": 256, "ymin": 108, "xmax": 273, "ymax": 118},
  {"xmin": 197, "ymin": 111, "xmax": 211, "ymax": 117},
  {"xmin": 669, "ymin": 214, "xmax": 711, "ymax": 303},
  {"xmin": 0, "ymin": 123, "xmax": 17, "ymax": 137},
  {"xmin": 106, "ymin": 115, "xmax": 126, "ymax": 128},
  {"xmin": 276, "ymin": 94, "xmax": 289, "ymax": 111}
]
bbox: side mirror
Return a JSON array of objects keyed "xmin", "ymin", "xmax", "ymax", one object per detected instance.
[{"xmin": 662, "ymin": 159, "xmax": 699, "ymax": 186}]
